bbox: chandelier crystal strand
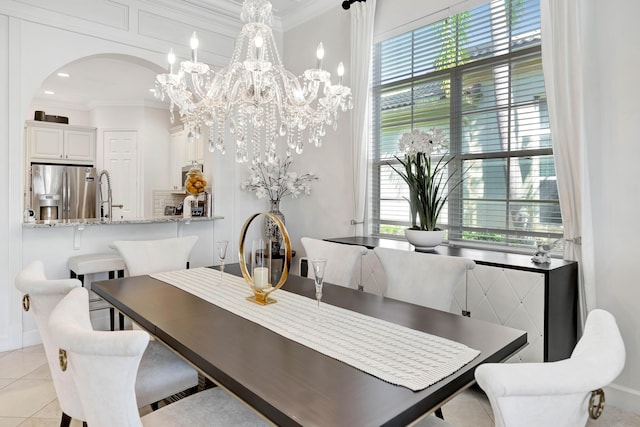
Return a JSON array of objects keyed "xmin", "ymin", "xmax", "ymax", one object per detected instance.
[{"xmin": 154, "ymin": 0, "xmax": 352, "ymax": 163}]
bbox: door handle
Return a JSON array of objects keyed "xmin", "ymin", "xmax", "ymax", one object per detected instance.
[
  {"xmin": 62, "ymin": 169, "xmax": 69, "ymax": 219},
  {"xmin": 112, "ymin": 204, "xmax": 124, "ymax": 209}
]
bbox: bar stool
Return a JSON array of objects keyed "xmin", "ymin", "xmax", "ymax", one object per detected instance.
[{"xmin": 68, "ymin": 252, "xmax": 125, "ymax": 331}]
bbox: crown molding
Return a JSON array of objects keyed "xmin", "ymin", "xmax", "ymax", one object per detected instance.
[
  {"xmin": 169, "ymin": 0, "xmax": 285, "ymax": 33},
  {"xmin": 163, "ymin": 0, "xmax": 345, "ymax": 35},
  {"xmin": 87, "ymin": 99, "xmax": 168, "ymax": 110}
]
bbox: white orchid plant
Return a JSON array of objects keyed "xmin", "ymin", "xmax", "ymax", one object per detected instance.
[
  {"xmin": 241, "ymin": 156, "xmax": 318, "ymax": 202},
  {"xmin": 390, "ymin": 128, "xmax": 464, "ymax": 231}
]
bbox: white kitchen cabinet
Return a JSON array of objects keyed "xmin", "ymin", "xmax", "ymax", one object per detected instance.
[
  {"xmin": 64, "ymin": 129, "xmax": 95, "ymax": 162},
  {"xmin": 27, "ymin": 121, "xmax": 95, "ymax": 164},
  {"xmin": 184, "ymin": 132, "xmax": 205, "ymax": 164}
]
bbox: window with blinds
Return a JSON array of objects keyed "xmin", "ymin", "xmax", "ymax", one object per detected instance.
[{"xmin": 371, "ymin": 0, "xmax": 563, "ymax": 251}]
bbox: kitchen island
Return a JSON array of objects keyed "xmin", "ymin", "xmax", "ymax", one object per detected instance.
[
  {"xmin": 21, "ymin": 214, "xmax": 223, "ymax": 343},
  {"xmin": 22, "ymin": 215, "xmax": 220, "ymax": 269}
]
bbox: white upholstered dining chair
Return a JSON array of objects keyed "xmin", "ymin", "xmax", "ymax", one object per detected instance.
[
  {"xmin": 112, "ymin": 235, "xmax": 200, "ymax": 330},
  {"xmin": 49, "ymin": 287, "xmax": 269, "ymax": 427},
  {"xmin": 300, "ymin": 237, "xmax": 368, "ymax": 288},
  {"xmin": 15, "ymin": 261, "xmax": 199, "ymax": 426},
  {"xmin": 112, "ymin": 235, "xmax": 199, "ymax": 276},
  {"xmin": 475, "ymin": 309, "xmax": 625, "ymax": 427},
  {"xmin": 373, "ymin": 247, "xmax": 475, "ymax": 312}
]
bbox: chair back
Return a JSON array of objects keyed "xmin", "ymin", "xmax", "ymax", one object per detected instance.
[
  {"xmin": 14, "ymin": 261, "xmax": 85, "ymax": 420},
  {"xmin": 49, "ymin": 287, "xmax": 149, "ymax": 427},
  {"xmin": 112, "ymin": 235, "xmax": 198, "ymax": 276},
  {"xmin": 301, "ymin": 237, "xmax": 368, "ymax": 288},
  {"xmin": 475, "ymin": 309, "xmax": 626, "ymax": 427},
  {"xmin": 373, "ymin": 247, "xmax": 475, "ymax": 312}
]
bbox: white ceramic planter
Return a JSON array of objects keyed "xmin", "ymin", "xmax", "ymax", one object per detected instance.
[{"xmin": 404, "ymin": 229, "xmax": 445, "ymax": 250}]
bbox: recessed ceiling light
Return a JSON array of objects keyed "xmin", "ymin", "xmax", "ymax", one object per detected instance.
[
  {"xmin": 149, "ymin": 88, "xmax": 156, "ymax": 93},
  {"xmin": 44, "ymin": 90, "xmax": 55, "ymax": 95},
  {"xmin": 57, "ymin": 72, "xmax": 70, "ymax": 78}
]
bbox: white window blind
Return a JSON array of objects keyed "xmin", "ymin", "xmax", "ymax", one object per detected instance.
[{"xmin": 371, "ymin": 0, "xmax": 563, "ymax": 251}]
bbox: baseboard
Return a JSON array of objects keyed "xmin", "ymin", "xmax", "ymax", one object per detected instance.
[
  {"xmin": 22, "ymin": 329, "xmax": 42, "ymax": 348},
  {"xmin": 606, "ymin": 382, "xmax": 640, "ymax": 415}
]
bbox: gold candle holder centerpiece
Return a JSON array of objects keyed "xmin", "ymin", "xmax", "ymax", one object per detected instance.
[{"xmin": 239, "ymin": 212, "xmax": 292, "ymax": 305}]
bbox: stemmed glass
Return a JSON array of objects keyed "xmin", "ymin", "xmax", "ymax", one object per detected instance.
[
  {"xmin": 311, "ymin": 258, "xmax": 327, "ymax": 321},
  {"xmin": 216, "ymin": 240, "xmax": 228, "ymax": 279}
]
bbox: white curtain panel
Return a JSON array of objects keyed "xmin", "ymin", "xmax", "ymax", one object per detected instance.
[
  {"xmin": 350, "ymin": 0, "xmax": 376, "ymax": 236},
  {"xmin": 541, "ymin": 0, "xmax": 596, "ymax": 326}
]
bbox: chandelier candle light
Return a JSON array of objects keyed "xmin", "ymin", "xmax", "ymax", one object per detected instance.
[{"xmin": 155, "ymin": 0, "xmax": 353, "ymax": 164}]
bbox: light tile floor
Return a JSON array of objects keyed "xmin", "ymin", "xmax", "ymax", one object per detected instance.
[{"xmin": 1, "ymin": 344, "xmax": 638, "ymax": 426}]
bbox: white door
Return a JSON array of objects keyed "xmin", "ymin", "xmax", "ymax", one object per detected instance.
[{"xmin": 103, "ymin": 130, "xmax": 138, "ymax": 219}]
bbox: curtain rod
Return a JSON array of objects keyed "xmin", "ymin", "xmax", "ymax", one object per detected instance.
[{"xmin": 342, "ymin": 0, "xmax": 366, "ymax": 10}]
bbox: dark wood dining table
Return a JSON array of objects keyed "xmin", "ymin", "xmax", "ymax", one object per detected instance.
[{"xmin": 92, "ymin": 264, "xmax": 527, "ymax": 427}]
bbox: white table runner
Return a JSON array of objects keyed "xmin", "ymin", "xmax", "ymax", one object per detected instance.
[{"xmin": 151, "ymin": 267, "xmax": 480, "ymax": 391}]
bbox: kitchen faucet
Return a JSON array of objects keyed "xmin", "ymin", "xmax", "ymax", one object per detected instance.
[{"xmin": 98, "ymin": 170, "xmax": 123, "ymax": 220}]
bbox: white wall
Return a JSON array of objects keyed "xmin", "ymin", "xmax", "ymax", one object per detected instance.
[
  {"xmin": 143, "ymin": 106, "xmax": 172, "ymax": 216},
  {"xmin": 582, "ymin": 0, "xmax": 640, "ymax": 412},
  {"xmin": 282, "ymin": 5, "xmax": 355, "ymax": 262},
  {"xmin": 27, "ymin": 104, "xmax": 91, "ymax": 126},
  {"xmin": 0, "ymin": 12, "xmax": 21, "ymax": 355}
]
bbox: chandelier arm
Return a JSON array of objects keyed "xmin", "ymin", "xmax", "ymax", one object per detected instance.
[
  {"xmin": 275, "ymin": 68, "xmax": 321, "ymax": 108},
  {"xmin": 190, "ymin": 71, "xmax": 211, "ymax": 100},
  {"xmin": 205, "ymin": 72, "xmax": 225, "ymax": 99}
]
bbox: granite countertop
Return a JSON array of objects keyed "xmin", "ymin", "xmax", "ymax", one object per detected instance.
[{"xmin": 23, "ymin": 215, "xmax": 222, "ymax": 228}]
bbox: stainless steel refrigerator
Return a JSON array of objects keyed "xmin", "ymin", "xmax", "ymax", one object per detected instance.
[{"xmin": 30, "ymin": 163, "xmax": 98, "ymax": 220}]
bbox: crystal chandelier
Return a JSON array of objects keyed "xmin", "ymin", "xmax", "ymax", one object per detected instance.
[{"xmin": 155, "ymin": 0, "xmax": 353, "ymax": 164}]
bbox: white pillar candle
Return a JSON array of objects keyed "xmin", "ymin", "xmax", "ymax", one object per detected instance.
[
  {"xmin": 316, "ymin": 42, "xmax": 324, "ymax": 69},
  {"xmin": 190, "ymin": 32, "xmax": 199, "ymax": 62},
  {"xmin": 253, "ymin": 267, "xmax": 269, "ymax": 289}
]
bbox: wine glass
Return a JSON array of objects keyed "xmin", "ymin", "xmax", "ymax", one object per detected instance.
[
  {"xmin": 311, "ymin": 258, "xmax": 327, "ymax": 320},
  {"xmin": 216, "ymin": 240, "xmax": 228, "ymax": 279}
]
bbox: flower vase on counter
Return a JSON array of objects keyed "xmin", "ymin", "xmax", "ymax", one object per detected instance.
[
  {"xmin": 264, "ymin": 199, "xmax": 285, "ymax": 254},
  {"xmin": 184, "ymin": 166, "xmax": 207, "ymax": 197},
  {"xmin": 183, "ymin": 166, "xmax": 210, "ymax": 218},
  {"xmin": 241, "ymin": 155, "xmax": 318, "ymax": 254}
]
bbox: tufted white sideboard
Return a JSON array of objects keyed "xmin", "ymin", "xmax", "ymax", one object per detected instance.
[{"xmin": 324, "ymin": 236, "xmax": 578, "ymax": 363}]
